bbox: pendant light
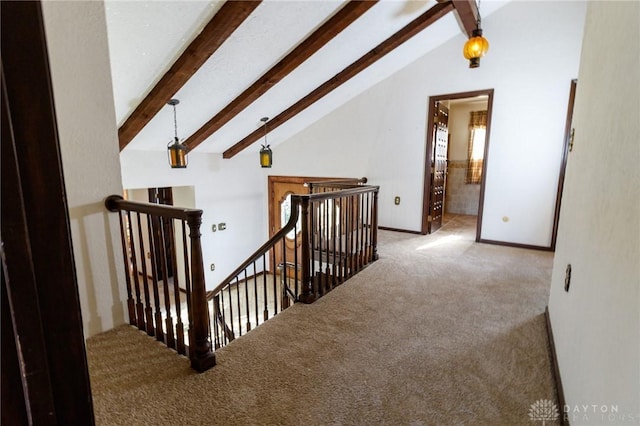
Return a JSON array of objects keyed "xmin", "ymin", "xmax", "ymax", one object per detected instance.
[
  {"xmin": 462, "ymin": 1, "xmax": 489, "ymax": 68},
  {"xmin": 167, "ymin": 99, "xmax": 188, "ymax": 168},
  {"xmin": 259, "ymin": 117, "xmax": 272, "ymax": 168}
]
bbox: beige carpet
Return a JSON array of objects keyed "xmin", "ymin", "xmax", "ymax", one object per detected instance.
[{"xmin": 87, "ymin": 215, "xmax": 559, "ymax": 425}]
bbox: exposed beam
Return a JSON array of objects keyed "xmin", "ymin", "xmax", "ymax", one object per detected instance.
[
  {"xmin": 223, "ymin": 1, "xmax": 454, "ymax": 159},
  {"xmin": 452, "ymin": 0, "xmax": 479, "ymax": 37},
  {"xmin": 184, "ymin": 0, "xmax": 377, "ymax": 152},
  {"xmin": 118, "ymin": 1, "xmax": 261, "ymax": 151}
]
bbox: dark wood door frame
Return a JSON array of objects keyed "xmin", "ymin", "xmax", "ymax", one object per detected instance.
[
  {"xmin": 1, "ymin": 1, "xmax": 94, "ymax": 423},
  {"xmin": 421, "ymin": 88, "xmax": 494, "ymax": 241},
  {"xmin": 550, "ymin": 79, "xmax": 577, "ymax": 251}
]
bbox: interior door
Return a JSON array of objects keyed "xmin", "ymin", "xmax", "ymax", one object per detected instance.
[
  {"xmin": 428, "ymin": 102, "xmax": 449, "ymax": 233},
  {"xmin": 271, "ymin": 180, "xmax": 306, "ymax": 276}
]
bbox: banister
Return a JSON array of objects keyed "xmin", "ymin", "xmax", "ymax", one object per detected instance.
[
  {"xmin": 206, "ymin": 196, "xmax": 303, "ymax": 299},
  {"xmin": 105, "ymin": 194, "xmax": 215, "ymax": 372},
  {"xmin": 105, "ymin": 195, "xmax": 202, "ymax": 220}
]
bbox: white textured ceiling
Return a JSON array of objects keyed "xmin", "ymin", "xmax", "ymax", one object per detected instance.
[{"xmin": 105, "ymin": 0, "xmax": 508, "ymax": 155}]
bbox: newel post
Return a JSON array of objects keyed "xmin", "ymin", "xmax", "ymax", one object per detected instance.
[
  {"xmin": 298, "ymin": 197, "xmax": 316, "ymax": 303},
  {"xmin": 185, "ymin": 212, "xmax": 216, "ymax": 372},
  {"xmin": 372, "ymin": 188, "xmax": 379, "ymax": 261}
]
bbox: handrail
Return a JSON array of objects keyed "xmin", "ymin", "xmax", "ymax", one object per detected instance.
[
  {"xmin": 105, "ymin": 195, "xmax": 201, "ymax": 220},
  {"xmin": 305, "ymin": 177, "xmax": 367, "ymax": 188},
  {"xmin": 206, "ymin": 196, "xmax": 302, "ymax": 298}
]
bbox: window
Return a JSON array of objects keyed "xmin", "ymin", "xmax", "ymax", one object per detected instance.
[{"xmin": 466, "ymin": 110, "xmax": 487, "ymax": 184}]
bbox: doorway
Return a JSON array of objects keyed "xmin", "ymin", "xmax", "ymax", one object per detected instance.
[{"xmin": 422, "ymin": 89, "xmax": 494, "ymax": 241}]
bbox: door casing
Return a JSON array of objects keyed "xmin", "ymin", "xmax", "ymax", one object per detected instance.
[{"xmin": 421, "ymin": 88, "xmax": 494, "ymax": 240}]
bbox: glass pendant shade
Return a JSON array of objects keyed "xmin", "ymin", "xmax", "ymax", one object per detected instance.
[
  {"xmin": 260, "ymin": 145, "xmax": 272, "ymax": 168},
  {"xmin": 168, "ymin": 138, "xmax": 188, "ymax": 168},
  {"xmin": 463, "ymin": 28, "xmax": 489, "ymax": 68}
]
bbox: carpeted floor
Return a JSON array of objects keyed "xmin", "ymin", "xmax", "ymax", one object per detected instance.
[{"xmin": 87, "ymin": 215, "xmax": 559, "ymax": 425}]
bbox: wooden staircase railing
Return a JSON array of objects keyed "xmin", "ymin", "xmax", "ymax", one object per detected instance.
[
  {"xmin": 207, "ymin": 181, "xmax": 379, "ymax": 349},
  {"xmin": 105, "ymin": 195, "xmax": 215, "ymax": 372},
  {"xmin": 106, "ymin": 180, "xmax": 378, "ymax": 372}
]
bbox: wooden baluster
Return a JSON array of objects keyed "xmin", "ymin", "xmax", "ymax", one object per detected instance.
[
  {"xmin": 147, "ymin": 215, "xmax": 163, "ymax": 341},
  {"xmin": 364, "ymin": 192, "xmax": 371, "ymax": 264},
  {"xmin": 253, "ymin": 261, "xmax": 259, "ymax": 328},
  {"xmin": 181, "ymin": 220, "xmax": 193, "ymax": 350},
  {"xmin": 155, "ymin": 216, "xmax": 175, "ymax": 348},
  {"xmin": 294, "ymin": 219, "xmax": 299, "ymax": 299},
  {"xmin": 281, "ymin": 235, "xmax": 289, "ymax": 309},
  {"xmin": 127, "ymin": 211, "xmax": 144, "ymax": 329},
  {"xmin": 244, "ymin": 270, "xmax": 251, "ymax": 332},
  {"xmin": 262, "ymin": 254, "xmax": 268, "ymax": 321},
  {"xmin": 235, "ymin": 277, "xmax": 241, "ymax": 336},
  {"xmin": 271, "ymin": 247, "xmax": 278, "ymax": 315},
  {"xmin": 136, "ymin": 212, "xmax": 154, "ymax": 336},
  {"xmin": 332, "ymin": 198, "xmax": 337, "ymax": 289},
  {"xmin": 116, "ymin": 210, "xmax": 136, "ymax": 325},
  {"xmin": 167, "ymin": 219, "xmax": 185, "ymax": 355},
  {"xmin": 185, "ymin": 212, "xmax": 215, "ymax": 372},
  {"xmin": 372, "ymin": 189, "xmax": 379, "ymax": 261},
  {"xmin": 298, "ymin": 197, "xmax": 315, "ymax": 303},
  {"xmin": 310, "ymin": 198, "xmax": 316, "ymax": 289}
]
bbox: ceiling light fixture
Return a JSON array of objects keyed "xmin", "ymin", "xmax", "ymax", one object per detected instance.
[
  {"xmin": 462, "ymin": 1, "xmax": 489, "ymax": 68},
  {"xmin": 259, "ymin": 117, "xmax": 272, "ymax": 168},
  {"xmin": 167, "ymin": 99, "xmax": 188, "ymax": 168}
]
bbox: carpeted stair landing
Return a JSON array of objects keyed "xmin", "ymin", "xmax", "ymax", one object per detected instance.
[{"xmin": 87, "ymin": 215, "xmax": 560, "ymax": 425}]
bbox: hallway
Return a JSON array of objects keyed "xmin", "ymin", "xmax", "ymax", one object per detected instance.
[{"xmin": 87, "ymin": 215, "xmax": 558, "ymax": 425}]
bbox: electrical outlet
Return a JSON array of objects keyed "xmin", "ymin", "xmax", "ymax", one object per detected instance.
[
  {"xmin": 394, "ymin": 196, "xmax": 401, "ymax": 205},
  {"xmin": 210, "ymin": 263, "xmax": 215, "ymax": 271},
  {"xmin": 218, "ymin": 222, "xmax": 227, "ymax": 231},
  {"xmin": 211, "ymin": 224, "xmax": 217, "ymax": 232},
  {"xmin": 564, "ymin": 264, "xmax": 571, "ymax": 292}
]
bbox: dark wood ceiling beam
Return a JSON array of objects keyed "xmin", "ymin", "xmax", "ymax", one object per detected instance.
[
  {"xmin": 184, "ymin": 0, "xmax": 377, "ymax": 152},
  {"xmin": 452, "ymin": 0, "xmax": 479, "ymax": 37},
  {"xmin": 118, "ymin": 1, "xmax": 261, "ymax": 151},
  {"xmin": 223, "ymin": 1, "xmax": 454, "ymax": 159}
]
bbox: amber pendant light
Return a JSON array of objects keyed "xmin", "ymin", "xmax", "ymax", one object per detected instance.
[
  {"xmin": 167, "ymin": 99, "xmax": 188, "ymax": 168},
  {"xmin": 462, "ymin": 2, "xmax": 489, "ymax": 68},
  {"xmin": 259, "ymin": 117, "xmax": 272, "ymax": 168}
]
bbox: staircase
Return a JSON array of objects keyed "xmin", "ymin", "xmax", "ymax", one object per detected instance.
[{"xmin": 106, "ymin": 178, "xmax": 379, "ymax": 372}]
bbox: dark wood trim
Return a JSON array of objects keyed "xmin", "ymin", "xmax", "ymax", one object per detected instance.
[
  {"xmin": 550, "ymin": 80, "xmax": 577, "ymax": 251},
  {"xmin": 545, "ymin": 307, "xmax": 568, "ymax": 426},
  {"xmin": 478, "ymin": 239, "xmax": 554, "ymax": 252},
  {"xmin": 118, "ymin": 1, "xmax": 261, "ymax": 150},
  {"xmin": 223, "ymin": 1, "xmax": 454, "ymax": 159},
  {"xmin": 421, "ymin": 89, "xmax": 494, "ymax": 238},
  {"xmin": 451, "ymin": 0, "xmax": 479, "ymax": 37},
  {"xmin": 378, "ymin": 226, "xmax": 422, "ymax": 235},
  {"xmin": 1, "ymin": 0, "xmax": 94, "ymax": 422},
  {"xmin": 185, "ymin": 1, "xmax": 377, "ymax": 152}
]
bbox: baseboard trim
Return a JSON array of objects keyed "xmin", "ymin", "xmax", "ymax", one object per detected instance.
[
  {"xmin": 545, "ymin": 306, "xmax": 568, "ymax": 426},
  {"xmin": 478, "ymin": 238, "xmax": 554, "ymax": 252},
  {"xmin": 378, "ymin": 226, "xmax": 422, "ymax": 235}
]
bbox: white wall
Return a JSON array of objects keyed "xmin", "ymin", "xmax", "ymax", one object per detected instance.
[
  {"xmin": 42, "ymin": 1, "xmax": 127, "ymax": 338},
  {"xmin": 548, "ymin": 2, "xmax": 640, "ymax": 423},
  {"xmin": 120, "ymin": 150, "xmax": 266, "ymax": 290},
  {"xmin": 270, "ymin": 1, "xmax": 586, "ymax": 246},
  {"xmin": 448, "ymin": 100, "xmax": 488, "ymax": 162}
]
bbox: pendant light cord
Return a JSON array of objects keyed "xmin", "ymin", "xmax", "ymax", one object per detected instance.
[{"xmin": 173, "ymin": 103, "xmax": 178, "ymax": 141}]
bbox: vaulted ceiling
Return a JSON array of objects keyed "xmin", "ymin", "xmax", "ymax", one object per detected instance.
[{"xmin": 105, "ymin": 0, "xmax": 508, "ymax": 157}]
